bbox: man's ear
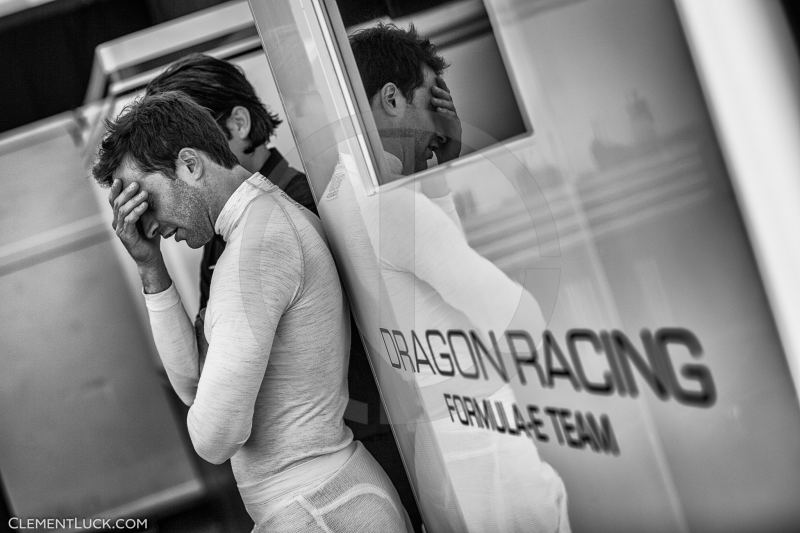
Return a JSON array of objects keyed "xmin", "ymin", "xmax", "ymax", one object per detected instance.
[
  {"xmin": 227, "ymin": 106, "xmax": 252, "ymax": 140},
  {"xmin": 176, "ymin": 147, "xmax": 204, "ymax": 183},
  {"xmin": 378, "ymin": 83, "xmax": 405, "ymax": 117}
]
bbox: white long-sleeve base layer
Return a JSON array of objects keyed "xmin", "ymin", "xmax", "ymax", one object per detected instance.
[{"xmin": 144, "ymin": 173, "xmax": 353, "ymax": 522}]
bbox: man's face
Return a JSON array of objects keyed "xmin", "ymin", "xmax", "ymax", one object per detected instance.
[
  {"xmin": 112, "ymin": 157, "xmax": 212, "ymax": 249},
  {"xmin": 380, "ymin": 64, "xmax": 443, "ymax": 175}
]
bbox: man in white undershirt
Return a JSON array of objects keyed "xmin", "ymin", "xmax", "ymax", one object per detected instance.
[{"xmin": 92, "ymin": 91, "xmax": 411, "ymax": 532}]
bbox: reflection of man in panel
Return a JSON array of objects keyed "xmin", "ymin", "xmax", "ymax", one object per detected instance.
[
  {"xmin": 325, "ymin": 24, "xmax": 571, "ymax": 532},
  {"xmin": 93, "ymin": 93, "xmax": 412, "ymax": 532},
  {"xmin": 350, "ymin": 23, "xmax": 462, "ymax": 176}
]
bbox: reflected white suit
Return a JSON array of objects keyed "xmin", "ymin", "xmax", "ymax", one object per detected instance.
[{"xmin": 319, "ymin": 151, "xmax": 570, "ymax": 533}]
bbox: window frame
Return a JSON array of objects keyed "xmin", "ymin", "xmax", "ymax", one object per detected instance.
[{"xmin": 317, "ymin": 0, "xmax": 536, "ymax": 193}]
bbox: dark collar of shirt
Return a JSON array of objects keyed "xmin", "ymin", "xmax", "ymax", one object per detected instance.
[
  {"xmin": 261, "ymin": 147, "xmax": 293, "ymax": 190},
  {"xmin": 260, "ymin": 148, "xmax": 317, "ymax": 214}
]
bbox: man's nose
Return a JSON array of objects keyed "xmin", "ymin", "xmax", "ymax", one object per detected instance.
[{"xmin": 140, "ymin": 212, "xmax": 160, "ymax": 239}]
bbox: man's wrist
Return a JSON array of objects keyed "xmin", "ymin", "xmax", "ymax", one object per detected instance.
[
  {"xmin": 137, "ymin": 255, "xmax": 171, "ymax": 294},
  {"xmin": 420, "ymin": 174, "xmax": 451, "ymax": 198}
]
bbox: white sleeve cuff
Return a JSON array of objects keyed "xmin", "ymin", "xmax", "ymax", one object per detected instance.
[{"xmin": 143, "ymin": 282, "xmax": 180, "ymax": 311}]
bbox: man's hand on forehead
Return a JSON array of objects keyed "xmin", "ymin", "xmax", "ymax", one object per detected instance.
[
  {"xmin": 430, "ymin": 76, "xmax": 462, "ymax": 164},
  {"xmin": 108, "ymin": 178, "xmax": 162, "ymax": 266}
]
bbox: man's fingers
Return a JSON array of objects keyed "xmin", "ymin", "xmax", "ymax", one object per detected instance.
[
  {"xmin": 109, "ymin": 180, "xmax": 122, "ymax": 229},
  {"xmin": 115, "ymin": 191, "xmax": 148, "ymax": 233},
  {"xmin": 432, "ymin": 96, "xmax": 456, "ymax": 111},
  {"xmin": 436, "ymin": 76, "xmax": 451, "ymax": 92},
  {"xmin": 107, "ymin": 179, "xmax": 122, "ymax": 207},
  {"xmin": 124, "ymin": 202, "xmax": 148, "ymax": 224},
  {"xmin": 115, "ymin": 190, "xmax": 147, "ymax": 223},
  {"xmin": 435, "ymin": 107, "xmax": 460, "ymax": 125},
  {"xmin": 431, "ymin": 85, "xmax": 452, "ymax": 98},
  {"xmin": 118, "ymin": 202, "xmax": 148, "ymax": 238},
  {"xmin": 112, "ymin": 182, "xmax": 140, "ymax": 213},
  {"xmin": 111, "ymin": 182, "xmax": 142, "ymax": 228}
]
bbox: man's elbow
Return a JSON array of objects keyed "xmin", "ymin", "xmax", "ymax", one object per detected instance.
[
  {"xmin": 192, "ymin": 439, "xmax": 236, "ymax": 465},
  {"xmin": 164, "ymin": 375, "xmax": 198, "ymax": 407},
  {"xmin": 177, "ymin": 390, "xmax": 195, "ymax": 408},
  {"xmin": 187, "ymin": 415, "xmax": 250, "ymax": 464}
]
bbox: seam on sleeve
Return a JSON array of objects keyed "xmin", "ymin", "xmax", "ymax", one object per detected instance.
[{"xmin": 275, "ymin": 203, "xmax": 306, "ymax": 307}]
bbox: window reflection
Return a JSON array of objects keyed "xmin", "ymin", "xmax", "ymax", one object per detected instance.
[{"xmin": 328, "ymin": 0, "xmax": 529, "ymax": 184}]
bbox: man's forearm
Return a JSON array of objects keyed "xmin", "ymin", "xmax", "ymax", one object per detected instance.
[
  {"xmin": 144, "ymin": 277, "xmax": 201, "ymax": 406},
  {"xmin": 140, "ymin": 255, "xmax": 200, "ymax": 405}
]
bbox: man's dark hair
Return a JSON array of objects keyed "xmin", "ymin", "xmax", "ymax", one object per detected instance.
[
  {"xmin": 349, "ymin": 23, "xmax": 448, "ymax": 103},
  {"xmin": 92, "ymin": 91, "xmax": 239, "ymax": 187},
  {"xmin": 145, "ymin": 53, "xmax": 282, "ymax": 154}
]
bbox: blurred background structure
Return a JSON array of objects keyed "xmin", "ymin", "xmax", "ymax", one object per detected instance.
[
  {"xmin": 1, "ymin": 0, "xmax": 795, "ymax": 135},
  {"xmin": 0, "ymin": 0, "xmax": 234, "ymax": 134}
]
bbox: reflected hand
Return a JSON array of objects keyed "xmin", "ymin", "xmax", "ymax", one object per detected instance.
[
  {"xmin": 431, "ymin": 76, "xmax": 462, "ymax": 164},
  {"xmin": 109, "ymin": 179, "xmax": 162, "ymax": 266}
]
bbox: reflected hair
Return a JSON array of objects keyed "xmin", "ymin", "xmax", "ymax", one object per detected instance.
[
  {"xmin": 92, "ymin": 91, "xmax": 239, "ymax": 187},
  {"xmin": 145, "ymin": 53, "xmax": 282, "ymax": 154},
  {"xmin": 349, "ymin": 23, "xmax": 448, "ymax": 103}
]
